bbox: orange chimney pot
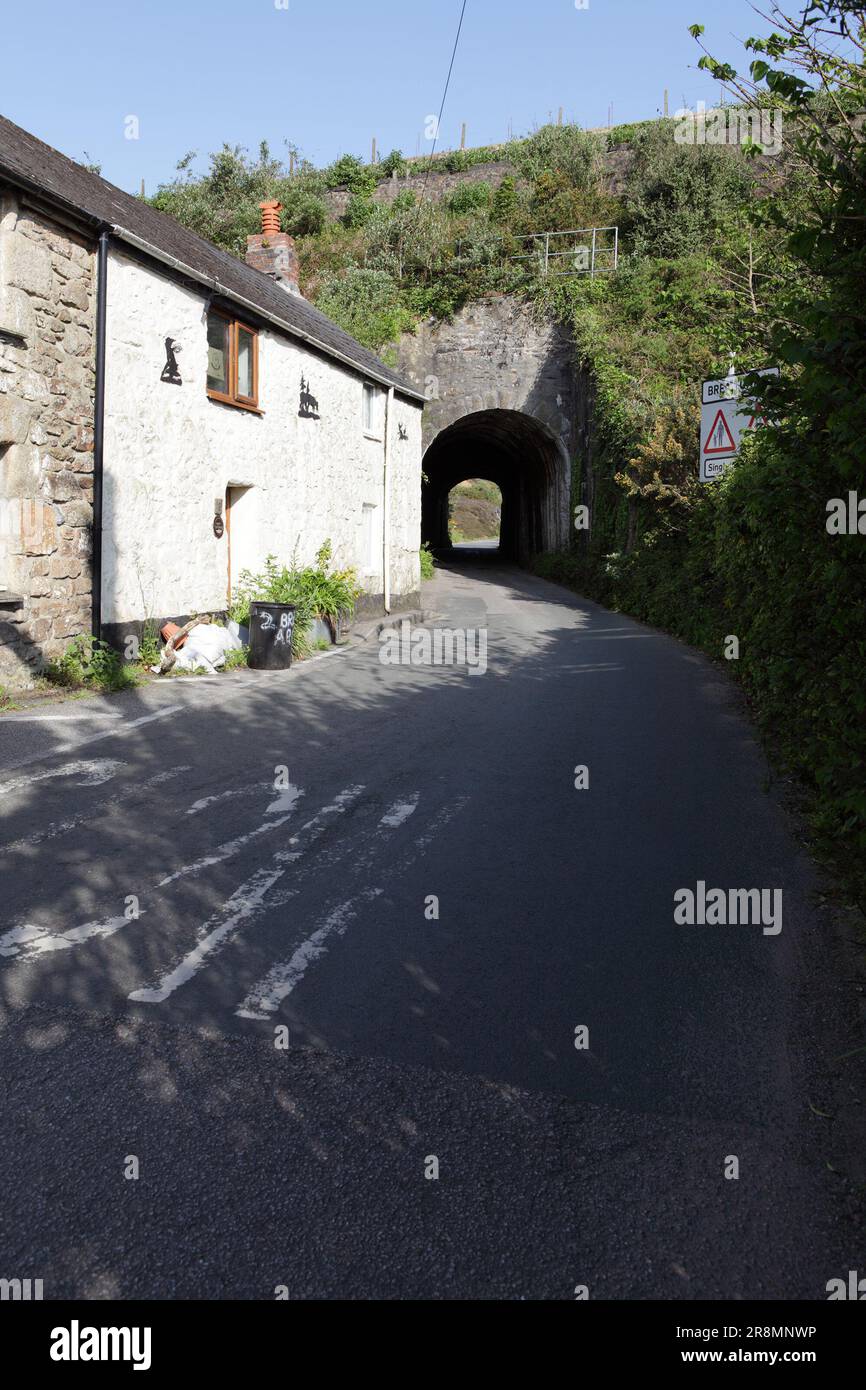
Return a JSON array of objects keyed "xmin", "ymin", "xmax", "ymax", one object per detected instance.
[{"xmin": 259, "ymin": 200, "xmax": 283, "ymax": 237}]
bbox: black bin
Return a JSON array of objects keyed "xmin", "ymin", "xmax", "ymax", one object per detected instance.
[{"xmin": 249, "ymin": 602, "xmax": 297, "ymax": 671}]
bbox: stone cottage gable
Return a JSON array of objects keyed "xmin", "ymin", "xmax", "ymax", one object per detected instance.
[{"xmin": 0, "ymin": 192, "xmax": 95, "ymax": 684}]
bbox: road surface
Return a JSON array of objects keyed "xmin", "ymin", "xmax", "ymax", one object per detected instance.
[{"xmin": 0, "ymin": 557, "xmax": 861, "ymax": 1299}]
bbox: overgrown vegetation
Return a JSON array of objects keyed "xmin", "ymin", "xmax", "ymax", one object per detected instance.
[
  {"xmin": 46, "ymin": 636, "xmax": 139, "ymax": 693},
  {"xmin": 420, "ymin": 544, "xmax": 436, "ymax": 581},
  {"xmin": 228, "ymin": 542, "xmax": 361, "ymax": 658},
  {"xmin": 537, "ymin": 2, "xmax": 866, "ymax": 903}
]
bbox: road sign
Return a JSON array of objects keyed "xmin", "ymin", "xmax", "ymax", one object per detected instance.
[{"xmin": 700, "ymin": 367, "xmax": 779, "ymax": 482}]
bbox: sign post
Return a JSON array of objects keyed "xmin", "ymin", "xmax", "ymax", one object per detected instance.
[{"xmin": 700, "ymin": 367, "xmax": 779, "ymax": 482}]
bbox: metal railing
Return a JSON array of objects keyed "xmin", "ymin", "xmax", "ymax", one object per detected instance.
[{"xmin": 454, "ymin": 227, "xmax": 619, "ymax": 278}]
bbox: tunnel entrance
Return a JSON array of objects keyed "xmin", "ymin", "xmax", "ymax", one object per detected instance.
[
  {"xmin": 448, "ymin": 479, "xmax": 502, "ymax": 550},
  {"xmin": 422, "ymin": 409, "xmax": 570, "ymax": 563}
]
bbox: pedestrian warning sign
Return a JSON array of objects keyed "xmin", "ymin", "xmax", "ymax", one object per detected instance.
[
  {"xmin": 704, "ymin": 409, "xmax": 737, "ymax": 456},
  {"xmin": 700, "ymin": 367, "xmax": 779, "ymax": 482}
]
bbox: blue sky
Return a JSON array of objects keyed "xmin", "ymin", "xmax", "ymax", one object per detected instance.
[{"xmin": 1, "ymin": 0, "xmax": 772, "ymax": 193}]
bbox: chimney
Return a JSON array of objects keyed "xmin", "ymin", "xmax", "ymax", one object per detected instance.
[{"xmin": 245, "ymin": 201, "xmax": 301, "ymax": 296}]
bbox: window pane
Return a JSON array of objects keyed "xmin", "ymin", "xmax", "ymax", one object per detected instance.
[
  {"xmin": 237, "ymin": 328, "xmax": 254, "ymax": 399},
  {"xmin": 363, "ymin": 384, "xmax": 374, "ymax": 432},
  {"xmin": 207, "ymin": 315, "xmax": 229, "ymax": 394}
]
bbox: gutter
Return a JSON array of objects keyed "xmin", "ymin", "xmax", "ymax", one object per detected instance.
[
  {"xmin": 108, "ymin": 225, "xmax": 426, "ymax": 405},
  {"xmin": 91, "ymin": 229, "xmax": 109, "ymax": 640}
]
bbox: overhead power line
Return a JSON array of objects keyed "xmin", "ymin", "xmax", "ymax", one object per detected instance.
[{"xmin": 422, "ymin": 0, "xmax": 468, "ymax": 199}]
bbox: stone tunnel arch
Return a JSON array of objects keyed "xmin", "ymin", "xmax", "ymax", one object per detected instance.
[
  {"xmin": 422, "ymin": 409, "xmax": 570, "ymax": 561},
  {"xmin": 397, "ymin": 297, "xmax": 578, "ymax": 565}
]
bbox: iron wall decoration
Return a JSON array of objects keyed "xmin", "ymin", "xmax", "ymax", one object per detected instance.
[
  {"xmin": 298, "ymin": 375, "xmax": 320, "ymax": 419},
  {"xmin": 160, "ymin": 337, "xmax": 183, "ymax": 385},
  {"xmin": 213, "ymin": 516, "xmax": 225, "ymax": 539},
  {"xmin": 398, "ymin": 422, "xmax": 408, "ymax": 441}
]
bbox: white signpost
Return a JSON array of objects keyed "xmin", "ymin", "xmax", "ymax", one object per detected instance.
[{"xmin": 700, "ymin": 367, "xmax": 779, "ymax": 482}]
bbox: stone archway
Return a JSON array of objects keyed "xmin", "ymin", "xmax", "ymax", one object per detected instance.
[
  {"xmin": 398, "ymin": 296, "xmax": 576, "ymax": 562},
  {"xmin": 422, "ymin": 409, "xmax": 569, "ymax": 560}
]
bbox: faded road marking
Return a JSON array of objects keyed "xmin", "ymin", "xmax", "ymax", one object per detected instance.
[
  {"xmin": 380, "ymin": 796, "xmax": 420, "ymax": 828},
  {"xmin": 0, "ymin": 911, "xmax": 145, "ymax": 960},
  {"xmin": 129, "ymin": 870, "xmax": 283, "ymax": 1004},
  {"xmin": 0, "ymin": 760, "xmax": 126, "ymax": 799},
  {"xmin": 55, "ymin": 704, "xmax": 184, "ymax": 753},
  {"xmin": 0, "ymin": 766, "xmax": 192, "ymax": 855},
  {"xmin": 236, "ymin": 889, "xmax": 383, "ymax": 1019}
]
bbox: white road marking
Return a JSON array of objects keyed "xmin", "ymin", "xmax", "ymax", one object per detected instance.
[
  {"xmin": 379, "ymin": 796, "xmax": 420, "ymax": 828},
  {"xmin": 130, "ymin": 786, "xmax": 366, "ymax": 1001},
  {"xmin": 55, "ymin": 704, "xmax": 183, "ymax": 753},
  {"xmin": 236, "ymin": 889, "xmax": 383, "ymax": 1019},
  {"xmin": 129, "ymin": 870, "xmax": 283, "ymax": 1004},
  {"xmin": 0, "ymin": 759, "xmax": 126, "ymax": 799},
  {"xmin": 0, "ymin": 911, "xmax": 144, "ymax": 960},
  {"xmin": 186, "ymin": 782, "xmax": 271, "ymax": 817},
  {"xmin": 267, "ymin": 784, "xmax": 305, "ymax": 816},
  {"xmin": 3, "ymin": 712, "xmax": 124, "ymax": 723},
  {"xmin": 158, "ymin": 785, "xmax": 306, "ymax": 887}
]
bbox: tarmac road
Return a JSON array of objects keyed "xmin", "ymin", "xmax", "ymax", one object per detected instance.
[{"xmin": 0, "ymin": 556, "xmax": 862, "ymax": 1299}]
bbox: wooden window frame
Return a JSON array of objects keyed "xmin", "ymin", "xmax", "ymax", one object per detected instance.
[{"xmin": 207, "ymin": 310, "xmax": 261, "ymax": 413}]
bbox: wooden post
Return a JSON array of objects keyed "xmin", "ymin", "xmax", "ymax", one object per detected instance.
[
  {"xmin": 664, "ymin": 89, "xmax": 669, "ymax": 118},
  {"xmin": 371, "ymin": 137, "xmax": 377, "ymax": 164},
  {"xmin": 460, "ymin": 122, "xmax": 467, "ymax": 150},
  {"xmin": 558, "ymin": 106, "xmax": 563, "ymax": 127},
  {"xmin": 139, "ymin": 178, "xmax": 145, "ymax": 198}
]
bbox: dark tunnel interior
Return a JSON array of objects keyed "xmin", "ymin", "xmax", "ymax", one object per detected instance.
[{"xmin": 421, "ymin": 409, "xmax": 569, "ymax": 563}]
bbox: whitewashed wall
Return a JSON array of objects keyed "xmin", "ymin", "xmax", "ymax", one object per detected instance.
[{"xmin": 102, "ymin": 248, "xmax": 422, "ymax": 626}]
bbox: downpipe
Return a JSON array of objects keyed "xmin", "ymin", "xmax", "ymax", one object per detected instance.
[{"xmin": 91, "ymin": 228, "xmax": 109, "ymax": 640}]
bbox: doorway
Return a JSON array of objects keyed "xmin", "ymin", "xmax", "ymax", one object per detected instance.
[{"xmin": 225, "ymin": 484, "xmax": 256, "ymax": 607}]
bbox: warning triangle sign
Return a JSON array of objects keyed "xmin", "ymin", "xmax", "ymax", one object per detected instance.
[{"xmin": 704, "ymin": 408, "xmax": 737, "ymax": 455}]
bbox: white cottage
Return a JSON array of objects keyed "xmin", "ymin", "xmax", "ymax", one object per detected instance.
[{"xmin": 0, "ymin": 115, "xmax": 424, "ymax": 681}]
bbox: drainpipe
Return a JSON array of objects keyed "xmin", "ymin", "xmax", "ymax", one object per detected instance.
[
  {"xmin": 91, "ymin": 228, "xmax": 109, "ymax": 640},
  {"xmin": 383, "ymin": 386, "xmax": 394, "ymax": 614}
]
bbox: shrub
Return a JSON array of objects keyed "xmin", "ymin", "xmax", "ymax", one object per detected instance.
[
  {"xmin": 491, "ymin": 176, "xmax": 518, "ymax": 223},
  {"xmin": 447, "ymin": 181, "xmax": 492, "ymax": 215},
  {"xmin": 379, "ymin": 149, "xmax": 407, "ymax": 178},
  {"xmin": 420, "ymin": 544, "xmax": 436, "ymax": 580},
  {"xmin": 281, "ymin": 189, "xmax": 328, "ymax": 237},
  {"xmin": 228, "ymin": 544, "xmax": 361, "ymax": 658},
  {"xmin": 341, "ymin": 194, "xmax": 376, "ymax": 230},
  {"xmin": 46, "ymin": 636, "xmax": 139, "ymax": 693},
  {"xmin": 316, "ymin": 266, "xmax": 415, "ymax": 349},
  {"xmin": 324, "ymin": 153, "xmax": 377, "ymax": 195}
]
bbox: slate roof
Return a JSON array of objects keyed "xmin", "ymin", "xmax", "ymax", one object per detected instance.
[{"xmin": 0, "ymin": 113, "xmax": 423, "ymax": 401}]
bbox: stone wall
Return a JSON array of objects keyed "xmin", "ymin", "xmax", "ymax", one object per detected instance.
[
  {"xmin": 397, "ymin": 295, "xmax": 577, "ymax": 558},
  {"xmin": 323, "ymin": 161, "xmax": 514, "ymax": 221},
  {"xmin": 398, "ymin": 295, "xmax": 577, "ymax": 458},
  {"xmin": 0, "ymin": 191, "xmax": 95, "ymax": 686},
  {"xmin": 322, "ymin": 146, "xmax": 636, "ymax": 222}
]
